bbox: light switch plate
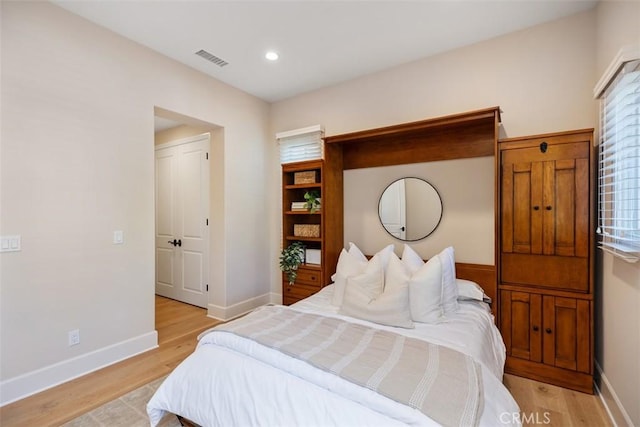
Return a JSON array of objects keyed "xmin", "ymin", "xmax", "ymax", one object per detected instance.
[
  {"xmin": 113, "ymin": 230, "xmax": 124, "ymax": 244},
  {"xmin": 0, "ymin": 235, "xmax": 21, "ymax": 252}
]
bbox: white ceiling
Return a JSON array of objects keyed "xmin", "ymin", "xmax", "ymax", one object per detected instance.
[{"xmin": 54, "ymin": 0, "xmax": 597, "ymax": 104}]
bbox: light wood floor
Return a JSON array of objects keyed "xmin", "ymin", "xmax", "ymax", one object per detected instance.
[
  {"xmin": 0, "ymin": 296, "xmax": 220, "ymax": 427},
  {"xmin": 504, "ymin": 374, "xmax": 612, "ymax": 427},
  {"xmin": 0, "ymin": 297, "xmax": 612, "ymax": 427}
]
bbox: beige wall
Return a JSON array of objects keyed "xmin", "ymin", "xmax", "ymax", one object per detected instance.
[
  {"xmin": 0, "ymin": 1, "xmax": 270, "ymax": 403},
  {"xmin": 344, "ymin": 158, "xmax": 494, "ymax": 262},
  {"xmin": 594, "ymin": 2, "xmax": 640, "ymax": 426},
  {"xmin": 270, "ymin": 9, "xmax": 597, "ymax": 267},
  {"xmin": 271, "ymin": 10, "xmax": 597, "ymax": 139}
]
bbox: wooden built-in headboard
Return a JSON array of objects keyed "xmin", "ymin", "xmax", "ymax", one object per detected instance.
[
  {"xmin": 456, "ymin": 262, "xmax": 496, "ymax": 313},
  {"xmin": 324, "ymin": 107, "xmax": 502, "ymax": 317}
]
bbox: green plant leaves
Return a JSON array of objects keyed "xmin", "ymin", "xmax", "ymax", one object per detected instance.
[{"xmin": 279, "ymin": 241, "xmax": 306, "ymax": 284}]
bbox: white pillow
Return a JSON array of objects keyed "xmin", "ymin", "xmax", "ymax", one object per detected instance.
[
  {"xmin": 456, "ymin": 278, "xmax": 485, "ymax": 301},
  {"xmin": 331, "ymin": 249, "xmax": 367, "ymax": 306},
  {"xmin": 385, "ymin": 252, "xmax": 410, "ymax": 290},
  {"xmin": 399, "ymin": 245, "xmax": 457, "ymax": 320},
  {"xmin": 401, "ymin": 244, "xmax": 424, "ymax": 275},
  {"xmin": 342, "ymin": 254, "xmax": 385, "ymax": 303},
  {"xmin": 347, "ymin": 242, "xmax": 368, "ymax": 262},
  {"xmin": 406, "ymin": 254, "xmax": 445, "ymax": 324},
  {"xmin": 350, "ymin": 242, "xmax": 395, "ymax": 271},
  {"xmin": 330, "ymin": 243, "xmax": 395, "ymax": 306},
  {"xmin": 341, "ymin": 254, "xmax": 414, "ymax": 328},
  {"xmin": 438, "ymin": 246, "xmax": 459, "ymax": 315},
  {"xmin": 330, "ymin": 242, "xmax": 368, "ymax": 284}
]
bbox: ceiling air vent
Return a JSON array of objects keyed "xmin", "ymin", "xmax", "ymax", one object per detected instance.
[{"xmin": 195, "ymin": 49, "xmax": 229, "ymax": 67}]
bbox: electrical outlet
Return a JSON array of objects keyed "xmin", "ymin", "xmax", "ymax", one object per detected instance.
[
  {"xmin": 68, "ymin": 329, "xmax": 80, "ymax": 346},
  {"xmin": 113, "ymin": 230, "xmax": 124, "ymax": 245}
]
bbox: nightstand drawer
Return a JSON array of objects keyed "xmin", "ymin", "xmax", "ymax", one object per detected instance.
[
  {"xmin": 295, "ymin": 266, "xmax": 321, "ymax": 285},
  {"xmin": 282, "ymin": 281, "xmax": 322, "ymax": 305}
]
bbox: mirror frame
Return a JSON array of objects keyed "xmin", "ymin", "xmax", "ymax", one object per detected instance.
[{"xmin": 377, "ymin": 177, "xmax": 443, "ymax": 242}]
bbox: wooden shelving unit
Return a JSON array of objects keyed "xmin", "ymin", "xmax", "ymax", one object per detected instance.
[{"xmin": 281, "ymin": 158, "xmax": 342, "ymax": 305}]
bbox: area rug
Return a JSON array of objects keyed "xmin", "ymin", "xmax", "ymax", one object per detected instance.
[{"xmin": 62, "ymin": 376, "xmax": 187, "ymax": 427}]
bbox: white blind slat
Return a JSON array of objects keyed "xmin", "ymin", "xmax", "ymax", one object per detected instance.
[
  {"xmin": 598, "ymin": 59, "xmax": 640, "ymax": 263},
  {"xmin": 277, "ymin": 125, "xmax": 324, "ymax": 164}
]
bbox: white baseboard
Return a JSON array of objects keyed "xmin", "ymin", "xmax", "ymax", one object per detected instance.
[
  {"xmin": 208, "ymin": 292, "xmax": 275, "ymax": 321},
  {"xmin": 270, "ymin": 292, "xmax": 283, "ymax": 305},
  {"xmin": 595, "ymin": 361, "xmax": 634, "ymax": 427},
  {"xmin": 0, "ymin": 331, "xmax": 158, "ymax": 407}
]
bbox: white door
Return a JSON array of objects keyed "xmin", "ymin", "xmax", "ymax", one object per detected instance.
[
  {"xmin": 155, "ymin": 135, "xmax": 210, "ymax": 308},
  {"xmin": 379, "ymin": 179, "xmax": 406, "ymax": 239}
]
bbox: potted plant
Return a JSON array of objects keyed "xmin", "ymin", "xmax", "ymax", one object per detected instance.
[
  {"xmin": 304, "ymin": 190, "xmax": 321, "ymax": 213},
  {"xmin": 279, "ymin": 241, "xmax": 306, "ymax": 285}
]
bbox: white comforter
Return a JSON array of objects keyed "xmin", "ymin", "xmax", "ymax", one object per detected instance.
[{"xmin": 147, "ymin": 286, "xmax": 521, "ymax": 426}]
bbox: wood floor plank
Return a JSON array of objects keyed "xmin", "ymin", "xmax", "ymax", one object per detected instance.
[
  {"xmin": 503, "ymin": 374, "xmax": 613, "ymax": 427},
  {"xmin": 564, "ymin": 386, "xmax": 612, "ymax": 427},
  {"xmin": 0, "ymin": 296, "xmax": 220, "ymax": 427}
]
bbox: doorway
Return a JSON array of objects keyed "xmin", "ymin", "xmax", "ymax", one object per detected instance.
[{"xmin": 154, "ymin": 133, "xmax": 210, "ymax": 308}]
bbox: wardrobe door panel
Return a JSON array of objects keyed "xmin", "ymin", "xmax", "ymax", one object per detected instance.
[{"xmin": 502, "ymin": 290, "xmax": 542, "ymax": 362}]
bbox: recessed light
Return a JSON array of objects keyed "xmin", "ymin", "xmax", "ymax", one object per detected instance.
[{"xmin": 265, "ymin": 51, "xmax": 279, "ymax": 61}]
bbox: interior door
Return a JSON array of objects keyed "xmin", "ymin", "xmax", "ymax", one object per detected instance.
[
  {"xmin": 378, "ymin": 179, "xmax": 406, "ymax": 239},
  {"xmin": 155, "ymin": 134, "xmax": 210, "ymax": 308}
]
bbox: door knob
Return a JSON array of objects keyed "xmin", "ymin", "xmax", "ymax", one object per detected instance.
[
  {"xmin": 533, "ymin": 206, "xmax": 540, "ymax": 211},
  {"xmin": 532, "ymin": 325, "xmax": 539, "ymax": 332},
  {"xmin": 545, "ymin": 328, "xmax": 552, "ymax": 334},
  {"xmin": 168, "ymin": 239, "xmax": 182, "ymax": 247}
]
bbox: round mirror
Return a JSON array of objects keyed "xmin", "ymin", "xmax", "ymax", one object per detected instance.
[{"xmin": 378, "ymin": 177, "xmax": 443, "ymax": 241}]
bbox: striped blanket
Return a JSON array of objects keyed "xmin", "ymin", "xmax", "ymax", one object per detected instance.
[{"xmin": 209, "ymin": 305, "xmax": 483, "ymax": 426}]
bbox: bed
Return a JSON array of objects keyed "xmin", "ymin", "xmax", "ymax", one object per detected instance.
[{"xmin": 147, "ymin": 244, "xmax": 521, "ymax": 427}]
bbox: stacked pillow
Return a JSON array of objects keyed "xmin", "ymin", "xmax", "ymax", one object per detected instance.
[
  {"xmin": 332, "ymin": 243, "xmax": 476, "ymax": 328},
  {"xmin": 331, "ymin": 242, "xmax": 393, "ymax": 307},
  {"xmin": 456, "ymin": 278, "xmax": 487, "ymax": 302}
]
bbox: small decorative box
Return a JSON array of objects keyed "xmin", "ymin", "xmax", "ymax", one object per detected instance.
[
  {"xmin": 294, "ymin": 171, "xmax": 316, "ymax": 185},
  {"xmin": 294, "ymin": 224, "xmax": 320, "ymax": 238}
]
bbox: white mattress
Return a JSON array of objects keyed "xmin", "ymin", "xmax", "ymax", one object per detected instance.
[{"xmin": 147, "ymin": 286, "xmax": 521, "ymax": 426}]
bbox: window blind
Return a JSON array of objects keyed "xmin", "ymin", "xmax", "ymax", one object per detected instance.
[
  {"xmin": 277, "ymin": 125, "xmax": 324, "ymax": 164},
  {"xmin": 597, "ymin": 59, "xmax": 640, "ymax": 262}
]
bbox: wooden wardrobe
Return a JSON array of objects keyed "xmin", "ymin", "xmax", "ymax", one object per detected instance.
[{"xmin": 497, "ymin": 129, "xmax": 595, "ymax": 394}]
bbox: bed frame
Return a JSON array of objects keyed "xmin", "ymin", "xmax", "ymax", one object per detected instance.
[{"xmin": 324, "ymin": 107, "xmax": 502, "ymax": 317}]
